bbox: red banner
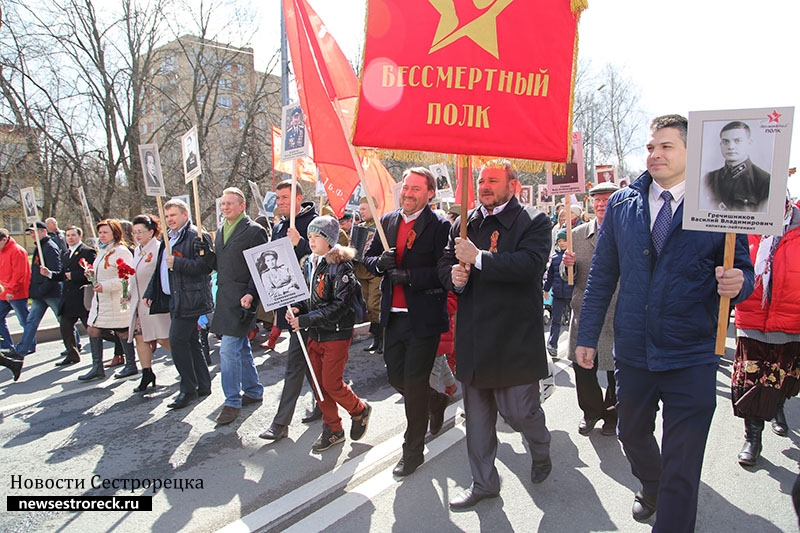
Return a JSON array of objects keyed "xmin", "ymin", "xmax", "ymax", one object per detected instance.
[{"xmin": 353, "ymin": 0, "xmax": 582, "ymax": 163}]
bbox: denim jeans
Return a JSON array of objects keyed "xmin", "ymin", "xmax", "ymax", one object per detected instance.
[
  {"xmin": 16, "ymin": 297, "xmax": 61, "ymax": 355},
  {"xmin": 219, "ymin": 335, "xmax": 263, "ymax": 408},
  {"xmin": 0, "ymin": 299, "xmax": 29, "ymax": 350}
]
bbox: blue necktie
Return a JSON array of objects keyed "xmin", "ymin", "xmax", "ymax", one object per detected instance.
[{"xmin": 651, "ymin": 190, "xmax": 673, "ymax": 255}]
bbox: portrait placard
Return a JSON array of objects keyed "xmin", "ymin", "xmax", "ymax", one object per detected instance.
[
  {"xmin": 347, "ymin": 183, "xmax": 364, "ymax": 213},
  {"xmin": 684, "ymin": 107, "xmax": 793, "ymax": 235},
  {"xmin": 20, "ymin": 187, "xmax": 38, "ymax": 223},
  {"xmin": 280, "ymin": 103, "xmax": 310, "ymax": 162},
  {"xmin": 595, "ymin": 165, "xmax": 616, "ymax": 184},
  {"xmin": 245, "ymin": 237, "xmax": 310, "ymax": 313},
  {"xmin": 263, "ymin": 192, "xmax": 277, "ymax": 217},
  {"xmin": 518, "ymin": 185, "xmax": 533, "ymax": 206},
  {"xmin": 430, "ymin": 163, "xmax": 454, "ymax": 202},
  {"xmin": 138, "ymin": 144, "xmax": 166, "ymax": 196},
  {"xmin": 546, "ymin": 131, "xmax": 585, "ymax": 195},
  {"xmin": 181, "ymin": 126, "xmax": 202, "ymax": 183},
  {"xmin": 351, "ymin": 225, "xmax": 377, "ymax": 262},
  {"xmin": 538, "ymin": 184, "xmax": 554, "ymax": 207}
]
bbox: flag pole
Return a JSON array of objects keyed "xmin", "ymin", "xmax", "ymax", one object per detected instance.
[
  {"xmin": 715, "ymin": 233, "xmax": 736, "ymax": 355},
  {"xmin": 459, "ymin": 155, "xmax": 470, "ymax": 241},
  {"xmin": 290, "ymin": 160, "xmax": 298, "ymax": 228},
  {"xmin": 156, "ymin": 196, "xmax": 171, "ymax": 256},
  {"xmin": 565, "ymin": 195, "xmax": 574, "ymax": 285}
]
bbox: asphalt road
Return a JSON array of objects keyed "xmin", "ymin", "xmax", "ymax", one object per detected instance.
[{"xmin": 0, "ymin": 321, "xmax": 798, "ymax": 532}]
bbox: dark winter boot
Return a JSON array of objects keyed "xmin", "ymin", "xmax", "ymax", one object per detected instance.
[
  {"xmin": 114, "ymin": 339, "xmax": 138, "ymax": 379},
  {"xmin": 0, "ymin": 353, "xmax": 23, "ymax": 381},
  {"xmin": 78, "ymin": 337, "xmax": 106, "ymax": 381},
  {"xmin": 738, "ymin": 418, "xmax": 764, "ymax": 467},
  {"xmin": 366, "ymin": 323, "xmax": 383, "ymax": 353},
  {"xmin": 772, "ymin": 398, "xmax": 788, "ymax": 437},
  {"xmin": 134, "ymin": 367, "xmax": 156, "ymax": 392}
]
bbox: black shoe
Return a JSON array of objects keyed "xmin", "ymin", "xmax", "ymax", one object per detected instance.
[
  {"xmin": 449, "ymin": 487, "xmax": 500, "ymax": 510},
  {"xmin": 301, "ymin": 405, "xmax": 323, "ymax": 424},
  {"xmin": 350, "ymin": 403, "xmax": 372, "ymax": 441},
  {"xmin": 601, "ymin": 420, "xmax": 617, "ymax": 436},
  {"xmin": 632, "ymin": 490, "xmax": 657, "ymax": 521},
  {"xmin": 578, "ymin": 417, "xmax": 600, "ymax": 436},
  {"xmin": 167, "ymin": 392, "xmax": 198, "ymax": 409},
  {"xmin": 772, "ymin": 404, "xmax": 788, "ymax": 436},
  {"xmin": 197, "ymin": 388, "xmax": 212, "ymax": 397},
  {"xmin": 737, "ymin": 439, "xmax": 762, "ymax": 467},
  {"xmin": 530, "ymin": 456, "xmax": 552, "ymax": 484},
  {"xmin": 429, "ymin": 393, "xmax": 448, "ymax": 435},
  {"xmin": 392, "ymin": 455, "xmax": 424, "ymax": 477},
  {"xmin": 311, "ymin": 426, "xmax": 345, "ymax": 452},
  {"xmin": 0, "ymin": 354, "xmax": 23, "ymax": 382},
  {"xmin": 259, "ymin": 423, "xmax": 288, "ymax": 441},
  {"xmin": 55, "ymin": 356, "xmax": 80, "ymax": 367},
  {"xmin": 134, "ymin": 368, "xmax": 156, "ymax": 392}
]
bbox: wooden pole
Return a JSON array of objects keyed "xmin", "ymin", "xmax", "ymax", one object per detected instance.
[
  {"xmin": 287, "ymin": 308, "xmax": 323, "ymax": 401},
  {"xmin": 565, "ymin": 196, "xmax": 574, "ymax": 285},
  {"xmin": 156, "ymin": 196, "xmax": 171, "ymax": 256},
  {"xmin": 290, "ymin": 160, "xmax": 298, "ymax": 229},
  {"xmin": 459, "ymin": 155, "xmax": 470, "ymax": 241},
  {"xmin": 192, "ymin": 179, "xmax": 203, "ymax": 236},
  {"xmin": 32, "ymin": 223, "xmax": 44, "ymax": 266},
  {"xmin": 715, "ymin": 232, "xmax": 736, "ymax": 355}
]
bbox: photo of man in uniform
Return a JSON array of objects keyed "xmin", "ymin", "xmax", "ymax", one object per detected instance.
[
  {"xmin": 184, "ymin": 133, "xmax": 198, "ymax": 174},
  {"xmin": 701, "ymin": 121, "xmax": 771, "ymax": 212},
  {"xmin": 143, "ymin": 150, "xmax": 162, "ymax": 189},
  {"xmin": 285, "ymin": 107, "xmax": 305, "ymax": 151},
  {"xmin": 23, "ymin": 190, "xmax": 36, "ymax": 219}
]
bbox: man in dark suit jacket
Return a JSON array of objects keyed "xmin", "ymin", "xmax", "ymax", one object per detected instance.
[
  {"xmin": 363, "ymin": 167, "xmax": 451, "ymax": 477},
  {"xmin": 44, "ymin": 226, "xmax": 96, "ymax": 365},
  {"xmin": 441, "ymin": 160, "xmax": 553, "ymax": 509},
  {"xmin": 205, "ymin": 187, "xmax": 269, "ymax": 425}
]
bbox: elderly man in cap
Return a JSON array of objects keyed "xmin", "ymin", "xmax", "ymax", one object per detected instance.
[
  {"xmin": 3, "ymin": 222, "xmax": 62, "ymax": 359},
  {"xmin": 561, "ymin": 181, "xmax": 620, "ymax": 436}
]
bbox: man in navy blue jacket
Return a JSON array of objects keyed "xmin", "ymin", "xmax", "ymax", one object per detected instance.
[{"xmin": 576, "ymin": 115, "xmax": 754, "ymax": 532}]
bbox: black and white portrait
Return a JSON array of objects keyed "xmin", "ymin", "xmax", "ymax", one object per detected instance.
[
  {"xmin": 138, "ymin": 144, "xmax": 165, "ymax": 196},
  {"xmin": 244, "ymin": 237, "xmax": 309, "ymax": 313},
  {"xmin": 430, "ymin": 163, "xmax": 454, "ymax": 202},
  {"xmin": 181, "ymin": 126, "xmax": 202, "ymax": 183},
  {"xmin": 21, "ymin": 187, "xmax": 37, "ymax": 223}
]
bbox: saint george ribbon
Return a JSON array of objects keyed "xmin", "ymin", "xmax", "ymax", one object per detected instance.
[{"xmin": 353, "ymin": 0, "xmax": 585, "ymax": 162}]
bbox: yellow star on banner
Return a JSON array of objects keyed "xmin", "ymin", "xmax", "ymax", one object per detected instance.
[{"xmin": 428, "ymin": 0, "xmax": 515, "ymax": 59}]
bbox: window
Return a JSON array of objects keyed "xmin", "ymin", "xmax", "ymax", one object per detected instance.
[
  {"xmin": 197, "ymin": 93, "xmax": 207, "ymax": 104},
  {"xmin": 219, "ymin": 78, "xmax": 232, "ymax": 90},
  {"xmin": 3, "ymin": 215, "xmax": 24, "ymax": 233},
  {"xmin": 237, "ymin": 82, "xmax": 245, "ymax": 93},
  {"xmin": 237, "ymin": 99, "xmax": 245, "ymax": 111},
  {"xmin": 218, "ymin": 96, "xmax": 232, "ymax": 108},
  {"xmin": 237, "ymin": 118, "xmax": 245, "ymax": 130},
  {"xmin": 237, "ymin": 64, "xmax": 245, "ymax": 74},
  {"xmin": 140, "ymin": 123, "xmax": 149, "ymax": 134},
  {"xmin": 224, "ymin": 63, "xmax": 232, "ymax": 72},
  {"xmin": 161, "ymin": 54, "xmax": 176, "ymax": 73}
]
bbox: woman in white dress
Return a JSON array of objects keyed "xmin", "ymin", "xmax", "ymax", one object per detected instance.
[
  {"xmin": 127, "ymin": 215, "xmax": 171, "ymax": 392},
  {"xmin": 78, "ymin": 219, "xmax": 136, "ymax": 382}
]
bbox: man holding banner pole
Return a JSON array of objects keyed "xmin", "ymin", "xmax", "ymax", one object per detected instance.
[
  {"xmin": 363, "ymin": 167, "xmax": 451, "ymax": 477},
  {"xmin": 575, "ymin": 115, "xmax": 753, "ymax": 529},
  {"xmin": 442, "ymin": 160, "xmax": 553, "ymax": 509}
]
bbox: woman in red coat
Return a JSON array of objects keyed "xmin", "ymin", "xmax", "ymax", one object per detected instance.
[{"xmin": 732, "ymin": 196, "xmax": 800, "ymax": 466}]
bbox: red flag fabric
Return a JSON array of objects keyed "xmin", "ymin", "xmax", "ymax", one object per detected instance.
[
  {"xmin": 361, "ymin": 151, "xmax": 397, "ymax": 218},
  {"xmin": 353, "ymin": 1, "xmax": 582, "ymax": 162},
  {"xmin": 271, "ymin": 125, "xmax": 318, "ymax": 183},
  {"xmin": 282, "ymin": 0, "xmax": 361, "ymax": 216}
]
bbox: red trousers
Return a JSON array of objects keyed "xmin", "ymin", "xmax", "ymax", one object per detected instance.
[{"xmin": 307, "ymin": 337, "xmax": 365, "ymax": 432}]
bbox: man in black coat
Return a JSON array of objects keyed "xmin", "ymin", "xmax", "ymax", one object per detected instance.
[
  {"xmin": 5, "ymin": 222, "xmax": 62, "ymax": 358},
  {"xmin": 362, "ymin": 167, "xmax": 451, "ymax": 477},
  {"xmin": 145, "ymin": 198, "xmax": 214, "ymax": 410},
  {"xmin": 45, "ymin": 226, "xmax": 96, "ymax": 366},
  {"xmin": 441, "ymin": 160, "xmax": 553, "ymax": 509},
  {"xmin": 259, "ymin": 181, "xmax": 320, "ymax": 441},
  {"xmin": 206, "ymin": 188, "xmax": 268, "ymax": 425}
]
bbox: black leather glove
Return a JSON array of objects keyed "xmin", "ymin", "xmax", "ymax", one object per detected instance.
[
  {"xmin": 376, "ymin": 248, "xmax": 398, "ymax": 272},
  {"xmin": 389, "ymin": 269, "xmax": 411, "ymax": 286},
  {"xmin": 193, "ymin": 237, "xmax": 210, "ymax": 256}
]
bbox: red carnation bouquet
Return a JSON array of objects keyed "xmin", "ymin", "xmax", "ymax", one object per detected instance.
[
  {"xmin": 116, "ymin": 257, "xmax": 136, "ymax": 310},
  {"xmin": 78, "ymin": 257, "xmax": 97, "ymax": 285}
]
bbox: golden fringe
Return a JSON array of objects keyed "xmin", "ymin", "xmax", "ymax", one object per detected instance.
[
  {"xmin": 354, "ymin": 147, "xmax": 564, "ymax": 174},
  {"xmin": 570, "ymin": 0, "xmax": 589, "ymax": 15}
]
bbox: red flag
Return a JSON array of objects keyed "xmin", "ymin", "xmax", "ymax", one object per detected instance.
[
  {"xmin": 353, "ymin": 1, "xmax": 582, "ymax": 162},
  {"xmin": 361, "ymin": 152, "xmax": 397, "ymax": 218},
  {"xmin": 282, "ymin": 0, "xmax": 361, "ymax": 217}
]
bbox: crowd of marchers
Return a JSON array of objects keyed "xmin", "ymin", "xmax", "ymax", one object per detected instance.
[{"xmin": 1, "ymin": 114, "xmax": 799, "ymax": 531}]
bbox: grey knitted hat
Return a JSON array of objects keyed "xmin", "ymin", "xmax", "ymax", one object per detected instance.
[{"xmin": 307, "ymin": 215, "xmax": 339, "ymax": 248}]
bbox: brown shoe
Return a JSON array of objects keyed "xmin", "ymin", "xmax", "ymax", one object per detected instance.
[
  {"xmin": 241, "ymin": 395, "xmax": 263, "ymax": 406},
  {"xmin": 104, "ymin": 355, "xmax": 124, "ymax": 368},
  {"xmin": 215, "ymin": 405, "xmax": 240, "ymax": 425}
]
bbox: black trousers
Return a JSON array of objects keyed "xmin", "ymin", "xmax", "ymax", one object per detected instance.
[
  {"xmin": 169, "ymin": 316, "xmax": 211, "ymax": 395},
  {"xmin": 59, "ymin": 313, "xmax": 88, "ymax": 359},
  {"xmin": 573, "ymin": 360, "xmax": 617, "ymax": 423},
  {"xmin": 272, "ymin": 330, "xmax": 315, "ymax": 427},
  {"xmin": 383, "ymin": 313, "xmax": 439, "ymax": 460}
]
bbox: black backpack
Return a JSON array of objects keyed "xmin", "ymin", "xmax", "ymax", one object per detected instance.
[{"xmin": 327, "ymin": 262, "xmax": 367, "ymax": 324}]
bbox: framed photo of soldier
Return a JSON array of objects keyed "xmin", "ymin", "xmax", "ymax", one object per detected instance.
[
  {"xmin": 538, "ymin": 184, "xmax": 554, "ymax": 207},
  {"xmin": 244, "ymin": 237, "xmax": 309, "ymax": 313},
  {"xmin": 518, "ymin": 185, "xmax": 533, "ymax": 206},
  {"xmin": 547, "ymin": 131, "xmax": 585, "ymax": 195},
  {"xmin": 20, "ymin": 187, "xmax": 38, "ymax": 223},
  {"xmin": 181, "ymin": 126, "xmax": 202, "ymax": 183},
  {"xmin": 684, "ymin": 107, "xmax": 794, "ymax": 235},
  {"xmin": 263, "ymin": 192, "xmax": 277, "ymax": 217},
  {"xmin": 138, "ymin": 144, "xmax": 166, "ymax": 196},
  {"xmin": 351, "ymin": 225, "xmax": 376, "ymax": 262},
  {"xmin": 595, "ymin": 165, "xmax": 616, "ymax": 184},
  {"xmin": 281, "ymin": 103, "xmax": 310, "ymax": 162},
  {"xmin": 430, "ymin": 163, "xmax": 454, "ymax": 202}
]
